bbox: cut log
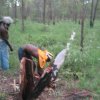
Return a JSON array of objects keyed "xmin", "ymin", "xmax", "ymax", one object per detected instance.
[
  {"xmin": 19, "ymin": 58, "xmax": 52, "ymax": 100},
  {"xmin": 20, "ymin": 58, "xmax": 35, "ymax": 100}
]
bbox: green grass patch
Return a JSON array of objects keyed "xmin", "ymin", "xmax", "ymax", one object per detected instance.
[{"xmin": 2, "ymin": 19, "xmax": 100, "ymax": 96}]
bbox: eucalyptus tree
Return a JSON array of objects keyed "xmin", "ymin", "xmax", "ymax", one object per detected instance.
[
  {"xmin": 0, "ymin": 0, "xmax": 10, "ymax": 16},
  {"xmin": 90, "ymin": 0, "xmax": 99, "ymax": 27},
  {"xmin": 21, "ymin": 0, "xmax": 25, "ymax": 31},
  {"xmin": 43, "ymin": 0, "xmax": 46, "ymax": 24}
]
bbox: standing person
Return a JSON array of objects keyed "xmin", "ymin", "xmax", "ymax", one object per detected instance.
[
  {"xmin": 0, "ymin": 16, "xmax": 13, "ymax": 70},
  {"xmin": 18, "ymin": 44, "xmax": 53, "ymax": 76}
]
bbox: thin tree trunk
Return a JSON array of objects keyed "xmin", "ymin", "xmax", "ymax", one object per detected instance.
[
  {"xmin": 52, "ymin": 0, "xmax": 55, "ymax": 25},
  {"xmin": 14, "ymin": 1, "xmax": 17, "ymax": 24},
  {"xmin": 7, "ymin": 5, "xmax": 10, "ymax": 16},
  {"xmin": 80, "ymin": 18, "xmax": 84, "ymax": 51},
  {"xmin": 80, "ymin": 0, "xmax": 85, "ymax": 52},
  {"xmin": 48, "ymin": 0, "xmax": 53, "ymax": 24},
  {"xmin": 90, "ymin": 0, "xmax": 99, "ymax": 27},
  {"xmin": 90, "ymin": 0, "xmax": 94, "ymax": 27},
  {"xmin": 21, "ymin": 0, "xmax": 25, "ymax": 32},
  {"xmin": 92, "ymin": 0, "xmax": 99, "ymax": 26},
  {"xmin": 43, "ymin": 0, "xmax": 46, "ymax": 24}
]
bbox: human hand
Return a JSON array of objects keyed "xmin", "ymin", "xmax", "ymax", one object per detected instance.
[
  {"xmin": 34, "ymin": 73, "xmax": 40, "ymax": 80},
  {"xmin": 10, "ymin": 47, "xmax": 13, "ymax": 51}
]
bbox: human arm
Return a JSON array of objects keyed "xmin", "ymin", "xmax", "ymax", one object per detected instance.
[
  {"xmin": 3, "ymin": 38, "xmax": 13, "ymax": 51},
  {"xmin": 0, "ymin": 27, "xmax": 13, "ymax": 51}
]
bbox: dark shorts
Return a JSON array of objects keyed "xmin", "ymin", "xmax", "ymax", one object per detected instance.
[
  {"xmin": 18, "ymin": 47, "xmax": 24, "ymax": 61},
  {"xmin": 18, "ymin": 47, "xmax": 32, "ymax": 61}
]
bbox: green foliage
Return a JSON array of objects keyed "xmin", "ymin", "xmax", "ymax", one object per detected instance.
[
  {"xmin": 0, "ymin": 93, "xmax": 7, "ymax": 100},
  {"xmin": 9, "ymin": 20, "xmax": 74, "ymax": 71},
  {"xmin": 61, "ymin": 20, "xmax": 100, "ymax": 96},
  {"xmin": 6, "ymin": 19, "xmax": 100, "ymax": 96}
]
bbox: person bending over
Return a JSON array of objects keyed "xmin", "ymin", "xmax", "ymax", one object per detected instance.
[{"xmin": 18, "ymin": 44, "xmax": 53, "ymax": 76}]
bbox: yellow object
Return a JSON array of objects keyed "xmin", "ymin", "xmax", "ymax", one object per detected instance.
[{"xmin": 38, "ymin": 49, "xmax": 48, "ymax": 68}]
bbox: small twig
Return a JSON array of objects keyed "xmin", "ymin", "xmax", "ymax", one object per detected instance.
[{"xmin": 10, "ymin": 79, "xmax": 20, "ymax": 92}]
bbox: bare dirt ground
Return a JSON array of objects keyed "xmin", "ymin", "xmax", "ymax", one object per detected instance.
[{"xmin": 0, "ymin": 70, "xmax": 93, "ymax": 100}]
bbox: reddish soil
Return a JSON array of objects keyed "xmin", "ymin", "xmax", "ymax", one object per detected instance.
[{"xmin": 0, "ymin": 70, "xmax": 93, "ymax": 100}]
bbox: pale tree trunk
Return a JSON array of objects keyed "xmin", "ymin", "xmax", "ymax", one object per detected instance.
[
  {"xmin": 48, "ymin": 0, "xmax": 53, "ymax": 24},
  {"xmin": 74, "ymin": 0, "xmax": 78, "ymax": 23},
  {"xmin": 7, "ymin": 5, "xmax": 10, "ymax": 16},
  {"xmin": 90, "ymin": 0, "xmax": 99, "ymax": 27},
  {"xmin": 92, "ymin": 0, "xmax": 99, "ymax": 27},
  {"xmin": 80, "ymin": 18, "xmax": 84, "ymax": 51},
  {"xmin": 0, "ymin": 0, "xmax": 4, "ymax": 16},
  {"xmin": 14, "ymin": 1, "xmax": 17, "ymax": 24},
  {"xmin": 21, "ymin": 0, "xmax": 25, "ymax": 32},
  {"xmin": 43, "ymin": 0, "xmax": 46, "ymax": 24},
  {"xmin": 80, "ymin": 1, "xmax": 85, "ymax": 52},
  {"xmin": 26, "ymin": 3, "xmax": 31, "ymax": 19},
  {"xmin": 52, "ymin": 0, "xmax": 55, "ymax": 25},
  {"xmin": 90, "ymin": 0, "xmax": 94, "ymax": 27}
]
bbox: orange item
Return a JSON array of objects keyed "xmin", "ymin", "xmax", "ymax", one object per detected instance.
[{"xmin": 38, "ymin": 49, "xmax": 48, "ymax": 68}]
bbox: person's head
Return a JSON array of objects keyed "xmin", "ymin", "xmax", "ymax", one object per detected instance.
[{"xmin": 0, "ymin": 16, "xmax": 13, "ymax": 29}]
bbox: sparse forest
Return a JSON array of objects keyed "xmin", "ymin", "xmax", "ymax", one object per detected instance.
[{"xmin": 0, "ymin": 0, "xmax": 100, "ymax": 100}]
